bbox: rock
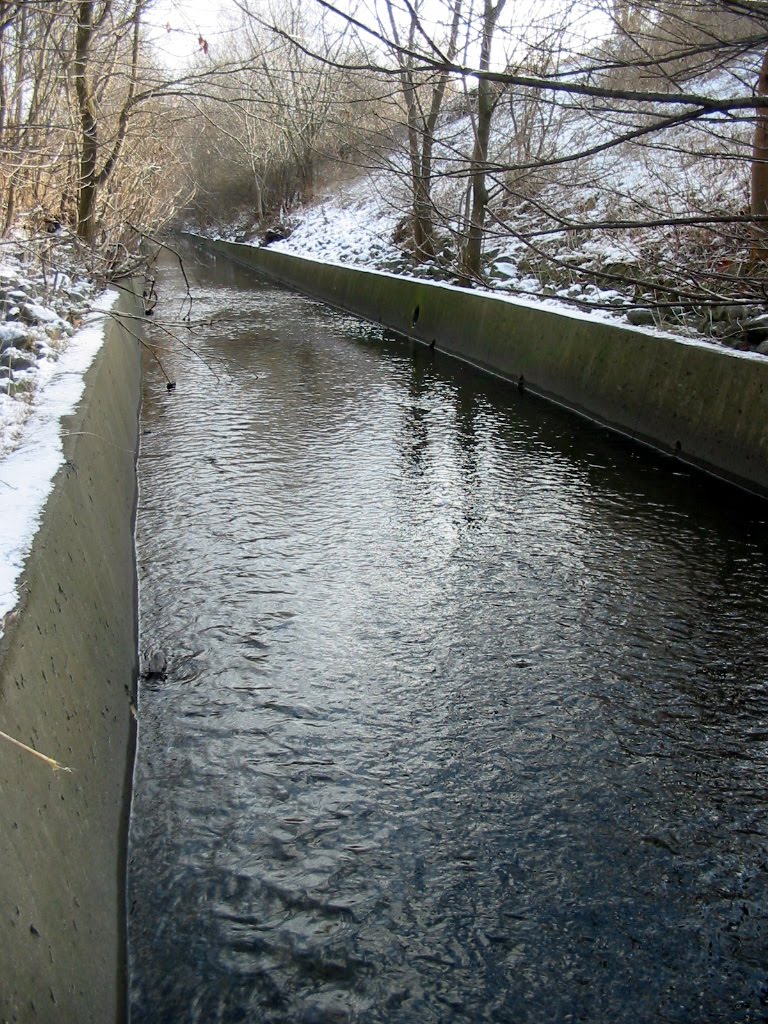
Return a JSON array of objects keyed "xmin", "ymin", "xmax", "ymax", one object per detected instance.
[
  {"xmin": 262, "ymin": 224, "xmax": 292, "ymax": 245},
  {"xmin": 724, "ymin": 304, "xmax": 756, "ymax": 323},
  {"xmin": 743, "ymin": 311, "xmax": 768, "ymax": 330},
  {"xmin": 0, "ymin": 323, "xmax": 31, "ymax": 352},
  {"xmin": 141, "ymin": 650, "xmax": 167, "ymax": 678},
  {"xmin": 626, "ymin": 307, "xmax": 656, "ymax": 327},
  {"xmin": 738, "ymin": 311, "xmax": 768, "ymax": 347},
  {"xmin": 8, "ymin": 353, "xmax": 36, "ymax": 372},
  {"xmin": 20, "ymin": 301, "xmax": 59, "ymax": 326},
  {"xmin": 708, "ymin": 305, "xmax": 734, "ymax": 324}
]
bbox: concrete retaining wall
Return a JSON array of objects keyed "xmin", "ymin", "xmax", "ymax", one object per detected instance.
[
  {"xmin": 203, "ymin": 237, "xmax": 768, "ymax": 498},
  {"xmin": 0, "ymin": 289, "xmax": 141, "ymax": 1024}
]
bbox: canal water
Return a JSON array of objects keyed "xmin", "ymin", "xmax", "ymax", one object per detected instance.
[{"xmin": 128, "ymin": 246, "xmax": 768, "ymax": 1024}]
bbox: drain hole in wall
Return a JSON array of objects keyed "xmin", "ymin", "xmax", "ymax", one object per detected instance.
[{"xmin": 412, "ymin": 305, "xmax": 420, "ymax": 326}]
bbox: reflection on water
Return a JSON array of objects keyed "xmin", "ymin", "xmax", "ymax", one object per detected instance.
[{"xmin": 129, "ymin": 247, "xmax": 768, "ymax": 1023}]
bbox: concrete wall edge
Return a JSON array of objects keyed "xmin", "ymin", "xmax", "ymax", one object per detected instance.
[
  {"xmin": 0, "ymin": 282, "xmax": 142, "ymax": 1024},
  {"xmin": 194, "ymin": 235, "xmax": 768, "ymax": 500}
]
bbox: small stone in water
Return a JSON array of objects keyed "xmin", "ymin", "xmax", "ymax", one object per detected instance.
[{"xmin": 141, "ymin": 650, "xmax": 167, "ymax": 677}]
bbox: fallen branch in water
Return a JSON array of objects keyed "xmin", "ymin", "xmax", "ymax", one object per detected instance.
[{"xmin": 0, "ymin": 729, "xmax": 72, "ymax": 773}]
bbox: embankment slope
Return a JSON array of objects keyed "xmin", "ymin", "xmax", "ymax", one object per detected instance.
[{"xmin": 0, "ymin": 289, "xmax": 141, "ymax": 1024}]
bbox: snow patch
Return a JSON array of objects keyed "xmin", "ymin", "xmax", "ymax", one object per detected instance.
[{"xmin": 0, "ymin": 289, "xmax": 119, "ymax": 636}]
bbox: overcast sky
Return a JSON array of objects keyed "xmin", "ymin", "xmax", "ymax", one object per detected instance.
[
  {"xmin": 147, "ymin": 0, "xmax": 241, "ymax": 65},
  {"xmin": 145, "ymin": 0, "xmax": 608, "ymax": 70}
]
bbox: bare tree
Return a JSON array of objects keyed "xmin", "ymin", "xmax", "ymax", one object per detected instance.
[
  {"xmin": 72, "ymin": 1, "xmax": 148, "ymax": 242},
  {"xmin": 460, "ymin": 0, "xmax": 506, "ymax": 279},
  {"xmin": 247, "ymin": 0, "xmax": 768, "ymax": 318},
  {"xmin": 0, "ymin": 2, "xmax": 71, "ymax": 234},
  {"xmin": 379, "ymin": 0, "xmax": 464, "ymax": 261},
  {"xmin": 182, "ymin": 0, "xmax": 391, "ymax": 230}
]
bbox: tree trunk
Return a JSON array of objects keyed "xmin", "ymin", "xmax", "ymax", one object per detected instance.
[
  {"xmin": 752, "ymin": 45, "xmax": 768, "ymax": 256},
  {"xmin": 386, "ymin": 0, "xmax": 462, "ymax": 263},
  {"xmin": 406, "ymin": 84, "xmax": 436, "ymax": 260},
  {"xmin": 74, "ymin": 1, "xmax": 97, "ymax": 242},
  {"xmin": 461, "ymin": 0, "xmax": 505, "ymax": 280},
  {"xmin": 74, "ymin": 1, "xmax": 142, "ymax": 244},
  {"xmin": 399, "ymin": 52, "xmax": 436, "ymax": 260},
  {"xmin": 1, "ymin": 3, "xmax": 25, "ymax": 235},
  {"xmin": 461, "ymin": 80, "xmax": 493, "ymax": 278}
]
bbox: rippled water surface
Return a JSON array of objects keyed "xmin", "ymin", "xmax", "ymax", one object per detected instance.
[{"xmin": 129, "ymin": 247, "xmax": 768, "ymax": 1023}]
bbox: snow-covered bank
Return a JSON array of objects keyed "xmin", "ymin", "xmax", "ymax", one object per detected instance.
[
  {"xmin": 202, "ymin": 167, "xmax": 761, "ymax": 348},
  {"xmin": 208, "ymin": 175, "xmax": 751, "ymax": 347},
  {"xmin": 195, "ymin": 52, "xmax": 768, "ymax": 350},
  {"xmin": 0, "ymin": 242, "xmax": 102, "ymax": 457},
  {"xmin": 0, "ymin": 288, "xmax": 119, "ymax": 637}
]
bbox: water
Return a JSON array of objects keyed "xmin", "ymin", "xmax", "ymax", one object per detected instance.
[{"xmin": 129, "ymin": 246, "xmax": 768, "ymax": 1023}]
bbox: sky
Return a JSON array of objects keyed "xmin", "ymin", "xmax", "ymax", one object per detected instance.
[
  {"xmin": 147, "ymin": 0, "xmax": 241, "ymax": 65},
  {"xmin": 146, "ymin": 0, "xmax": 611, "ymax": 74}
]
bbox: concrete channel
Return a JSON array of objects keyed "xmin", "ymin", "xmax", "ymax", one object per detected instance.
[
  {"xmin": 3, "ymin": 236, "xmax": 768, "ymax": 1023},
  {"xmin": 0, "ymin": 286, "xmax": 141, "ymax": 1024},
  {"xmin": 201, "ymin": 237, "xmax": 768, "ymax": 499}
]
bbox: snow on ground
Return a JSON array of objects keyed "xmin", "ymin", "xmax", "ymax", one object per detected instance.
[
  {"xmin": 262, "ymin": 153, "xmax": 642, "ymax": 320},
  {"xmin": 212, "ymin": 56, "xmax": 759, "ymax": 343},
  {"xmin": 0, "ymin": 280, "xmax": 119, "ymax": 637},
  {"xmin": 272, "ymin": 175, "xmax": 405, "ymax": 269},
  {"xmin": 0, "ymin": 243, "xmax": 101, "ymax": 458}
]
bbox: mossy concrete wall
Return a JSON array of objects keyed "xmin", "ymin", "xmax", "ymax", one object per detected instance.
[
  {"xmin": 0, "ymin": 290, "xmax": 141, "ymax": 1024},
  {"xmin": 204, "ymin": 238, "xmax": 768, "ymax": 497}
]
